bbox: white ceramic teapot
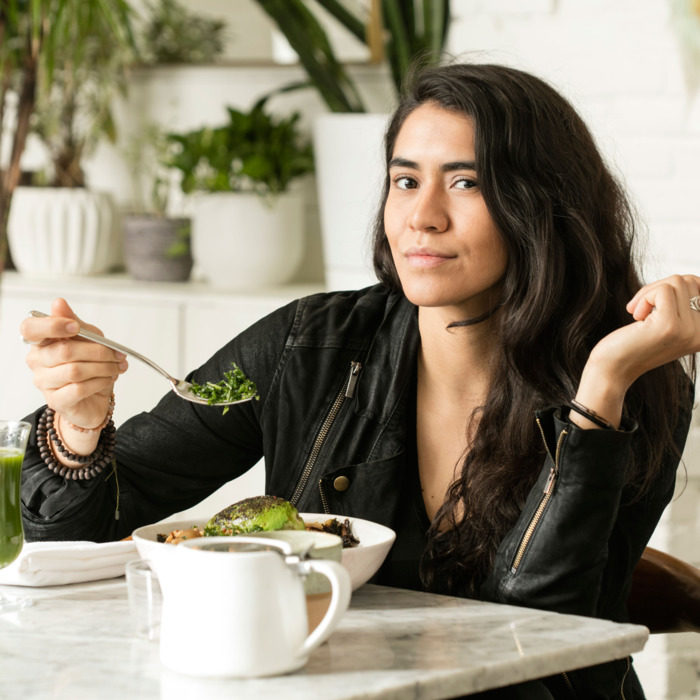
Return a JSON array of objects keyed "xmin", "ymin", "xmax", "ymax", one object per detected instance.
[{"xmin": 157, "ymin": 536, "xmax": 351, "ymax": 678}]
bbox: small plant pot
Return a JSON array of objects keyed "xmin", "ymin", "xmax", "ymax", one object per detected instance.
[{"xmin": 123, "ymin": 214, "xmax": 193, "ymax": 282}]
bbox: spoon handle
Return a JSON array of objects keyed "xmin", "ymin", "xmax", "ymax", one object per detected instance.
[{"xmin": 29, "ymin": 310, "xmax": 176, "ymax": 383}]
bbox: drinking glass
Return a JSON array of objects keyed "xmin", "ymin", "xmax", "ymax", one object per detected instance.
[
  {"xmin": 0, "ymin": 420, "xmax": 32, "ymax": 613},
  {"xmin": 125, "ymin": 559, "xmax": 162, "ymax": 640}
]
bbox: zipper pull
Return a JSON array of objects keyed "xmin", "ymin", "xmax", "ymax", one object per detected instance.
[
  {"xmin": 543, "ymin": 467, "xmax": 557, "ymax": 495},
  {"xmin": 542, "ymin": 428, "xmax": 567, "ymax": 495},
  {"xmin": 345, "ymin": 361, "xmax": 362, "ymax": 398}
]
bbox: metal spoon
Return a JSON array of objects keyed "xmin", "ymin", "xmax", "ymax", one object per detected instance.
[{"xmin": 29, "ymin": 310, "xmax": 255, "ymax": 408}]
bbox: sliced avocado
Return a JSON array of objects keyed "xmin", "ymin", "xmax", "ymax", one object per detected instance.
[{"xmin": 204, "ymin": 495, "xmax": 305, "ymax": 537}]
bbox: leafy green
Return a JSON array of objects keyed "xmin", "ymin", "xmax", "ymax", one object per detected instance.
[
  {"xmin": 139, "ymin": 0, "xmax": 227, "ymax": 65},
  {"xmin": 204, "ymin": 496, "xmax": 305, "ymax": 536},
  {"xmin": 252, "ymin": 0, "xmax": 451, "ymax": 113},
  {"xmin": 189, "ymin": 363, "xmax": 259, "ymax": 414},
  {"xmin": 164, "ymin": 97, "xmax": 314, "ymax": 197}
]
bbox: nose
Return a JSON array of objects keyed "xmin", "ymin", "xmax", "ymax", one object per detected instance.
[{"xmin": 409, "ymin": 186, "xmax": 448, "ymax": 233}]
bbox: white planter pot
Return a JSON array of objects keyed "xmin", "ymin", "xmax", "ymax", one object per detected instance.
[
  {"xmin": 190, "ymin": 191, "xmax": 304, "ymax": 290},
  {"xmin": 7, "ymin": 187, "xmax": 117, "ymax": 277},
  {"xmin": 313, "ymin": 113, "xmax": 389, "ymax": 291}
]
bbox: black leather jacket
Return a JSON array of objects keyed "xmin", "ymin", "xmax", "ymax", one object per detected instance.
[{"xmin": 21, "ymin": 285, "xmax": 692, "ymax": 699}]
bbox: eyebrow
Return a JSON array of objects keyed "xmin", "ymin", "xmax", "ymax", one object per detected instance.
[{"xmin": 389, "ymin": 157, "xmax": 476, "ymax": 172}]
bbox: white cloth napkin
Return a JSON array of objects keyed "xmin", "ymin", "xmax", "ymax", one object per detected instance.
[{"xmin": 0, "ymin": 540, "xmax": 138, "ymax": 586}]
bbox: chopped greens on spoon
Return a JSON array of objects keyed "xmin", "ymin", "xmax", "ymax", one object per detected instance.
[{"xmin": 189, "ymin": 362, "xmax": 259, "ymax": 413}]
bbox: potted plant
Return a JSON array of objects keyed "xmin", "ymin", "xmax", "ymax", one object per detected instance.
[
  {"xmin": 164, "ymin": 96, "xmax": 314, "ymax": 290},
  {"xmin": 4, "ymin": 0, "xmax": 136, "ymax": 278},
  {"xmin": 254, "ymin": 0, "xmax": 451, "ymax": 290},
  {"xmin": 0, "ymin": 0, "xmax": 134, "ymax": 277},
  {"xmin": 255, "ymin": 0, "xmax": 451, "ymax": 112},
  {"xmin": 136, "ymin": 0, "xmax": 227, "ymax": 65},
  {"xmin": 121, "ymin": 124, "xmax": 193, "ymax": 283}
]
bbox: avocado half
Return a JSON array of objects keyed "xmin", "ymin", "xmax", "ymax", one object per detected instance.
[{"xmin": 204, "ymin": 495, "xmax": 305, "ymax": 537}]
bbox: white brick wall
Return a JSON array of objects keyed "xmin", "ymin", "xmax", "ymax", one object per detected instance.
[
  {"xmin": 447, "ymin": 0, "xmax": 700, "ymax": 282},
  {"xmin": 446, "ymin": 2, "xmax": 700, "ymax": 696}
]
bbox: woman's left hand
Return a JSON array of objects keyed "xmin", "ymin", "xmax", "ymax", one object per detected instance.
[
  {"xmin": 588, "ymin": 274, "xmax": 700, "ymax": 392},
  {"xmin": 572, "ymin": 274, "xmax": 699, "ymax": 430}
]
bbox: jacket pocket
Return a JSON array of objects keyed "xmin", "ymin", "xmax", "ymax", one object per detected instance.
[{"xmin": 315, "ymin": 453, "xmax": 406, "ymax": 529}]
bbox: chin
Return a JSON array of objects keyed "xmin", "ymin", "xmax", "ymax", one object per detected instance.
[
  {"xmin": 401, "ymin": 285, "xmax": 460, "ymax": 309},
  {"xmin": 400, "ymin": 282, "xmax": 499, "ymax": 317}
]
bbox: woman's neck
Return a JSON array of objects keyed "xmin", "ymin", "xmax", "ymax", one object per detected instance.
[{"xmin": 417, "ymin": 306, "xmax": 499, "ymax": 407}]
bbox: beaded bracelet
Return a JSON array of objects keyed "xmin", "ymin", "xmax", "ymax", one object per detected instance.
[
  {"xmin": 568, "ymin": 399, "xmax": 615, "ymax": 430},
  {"xmin": 37, "ymin": 407, "xmax": 116, "ymax": 480},
  {"xmin": 64, "ymin": 394, "xmax": 115, "ymax": 433}
]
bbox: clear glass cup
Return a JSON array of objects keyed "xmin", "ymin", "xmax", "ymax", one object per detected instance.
[
  {"xmin": 125, "ymin": 559, "xmax": 162, "ymax": 640},
  {"xmin": 0, "ymin": 420, "xmax": 32, "ymax": 613}
]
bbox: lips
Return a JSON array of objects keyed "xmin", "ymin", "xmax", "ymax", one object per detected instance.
[{"xmin": 403, "ymin": 246, "xmax": 456, "ymax": 268}]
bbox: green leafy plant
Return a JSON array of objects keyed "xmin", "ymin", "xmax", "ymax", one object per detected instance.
[
  {"xmin": 31, "ymin": 3, "xmax": 136, "ymax": 188},
  {"xmin": 124, "ymin": 123, "xmax": 175, "ymax": 217},
  {"xmin": 164, "ymin": 97, "xmax": 315, "ymax": 197},
  {"xmin": 122, "ymin": 123, "xmax": 191, "ymax": 260},
  {"xmin": 163, "ymin": 221, "xmax": 191, "ymax": 259},
  {"xmin": 254, "ymin": 0, "xmax": 451, "ymax": 112},
  {"xmin": 138, "ymin": 0, "xmax": 227, "ymax": 65},
  {"xmin": 0, "ymin": 0, "xmax": 135, "ymax": 271}
]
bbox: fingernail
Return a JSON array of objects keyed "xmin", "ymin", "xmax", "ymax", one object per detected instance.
[
  {"xmin": 66, "ymin": 321, "xmax": 80, "ymax": 333},
  {"xmin": 119, "ymin": 361, "xmax": 128, "ymax": 371}
]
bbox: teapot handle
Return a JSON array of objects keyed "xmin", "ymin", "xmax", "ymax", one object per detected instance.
[{"xmin": 298, "ymin": 559, "xmax": 351, "ymax": 656}]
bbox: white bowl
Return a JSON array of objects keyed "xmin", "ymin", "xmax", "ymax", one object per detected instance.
[{"xmin": 131, "ymin": 512, "xmax": 395, "ymax": 591}]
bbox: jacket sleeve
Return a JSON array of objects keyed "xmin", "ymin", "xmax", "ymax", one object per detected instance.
[
  {"xmin": 480, "ymin": 396, "xmax": 693, "ymax": 619},
  {"xmin": 20, "ymin": 300, "xmax": 299, "ymax": 543}
]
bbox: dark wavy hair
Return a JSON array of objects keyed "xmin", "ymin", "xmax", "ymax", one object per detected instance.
[{"xmin": 372, "ymin": 62, "xmax": 695, "ymax": 596}]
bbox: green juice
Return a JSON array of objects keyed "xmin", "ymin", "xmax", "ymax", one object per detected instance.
[{"xmin": 0, "ymin": 448, "xmax": 24, "ymax": 567}]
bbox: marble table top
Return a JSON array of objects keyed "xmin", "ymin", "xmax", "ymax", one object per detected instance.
[{"xmin": 0, "ymin": 580, "xmax": 647, "ymax": 699}]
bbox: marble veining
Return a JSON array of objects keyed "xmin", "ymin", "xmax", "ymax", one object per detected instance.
[{"xmin": 0, "ymin": 580, "xmax": 647, "ymax": 699}]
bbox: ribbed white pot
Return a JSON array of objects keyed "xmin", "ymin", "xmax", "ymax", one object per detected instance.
[
  {"xmin": 189, "ymin": 190, "xmax": 304, "ymax": 290},
  {"xmin": 7, "ymin": 187, "xmax": 116, "ymax": 277},
  {"xmin": 313, "ymin": 113, "xmax": 389, "ymax": 291}
]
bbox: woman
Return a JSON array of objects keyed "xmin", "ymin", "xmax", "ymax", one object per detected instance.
[{"xmin": 20, "ymin": 63, "xmax": 699, "ymax": 698}]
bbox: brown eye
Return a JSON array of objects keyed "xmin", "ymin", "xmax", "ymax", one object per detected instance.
[
  {"xmin": 394, "ymin": 176, "xmax": 417, "ymax": 190},
  {"xmin": 454, "ymin": 177, "xmax": 478, "ymax": 190}
]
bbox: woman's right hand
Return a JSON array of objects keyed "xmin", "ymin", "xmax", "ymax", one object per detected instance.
[{"xmin": 20, "ymin": 298, "xmax": 128, "ymax": 435}]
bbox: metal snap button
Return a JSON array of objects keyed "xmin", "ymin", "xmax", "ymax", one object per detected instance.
[{"xmin": 333, "ymin": 475, "xmax": 350, "ymax": 492}]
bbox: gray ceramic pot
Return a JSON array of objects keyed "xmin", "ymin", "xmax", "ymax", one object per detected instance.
[{"xmin": 123, "ymin": 214, "xmax": 192, "ymax": 282}]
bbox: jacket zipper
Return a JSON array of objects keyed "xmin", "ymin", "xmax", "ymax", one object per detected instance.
[
  {"xmin": 289, "ymin": 361, "xmax": 362, "ymax": 507},
  {"xmin": 319, "ymin": 479, "xmax": 330, "ymax": 514},
  {"xmin": 510, "ymin": 419, "xmax": 568, "ymax": 573},
  {"xmin": 561, "ymin": 671, "xmax": 576, "ymax": 697}
]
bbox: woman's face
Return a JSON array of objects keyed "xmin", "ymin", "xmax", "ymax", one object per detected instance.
[{"xmin": 384, "ymin": 102, "xmax": 507, "ymax": 318}]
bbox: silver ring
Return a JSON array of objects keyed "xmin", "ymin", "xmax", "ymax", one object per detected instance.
[{"xmin": 691, "ymin": 296, "xmax": 700, "ymax": 313}]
